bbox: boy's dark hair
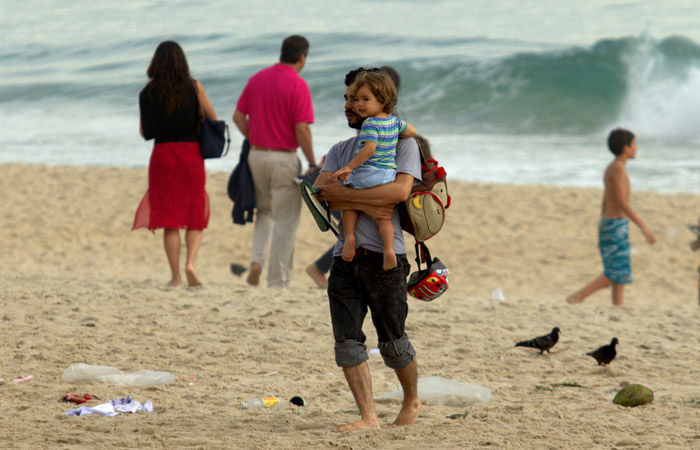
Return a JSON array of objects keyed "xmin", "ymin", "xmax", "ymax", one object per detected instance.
[
  {"xmin": 280, "ymin": 35, "xmax": 309, "ymax": 64},
  {"xmin": 608, "ymin": 128, "xmax": 635, "ymax": 155},
  {"xmin": 351, "ymin": 71, "xmax": 397, "ymax": 114}
]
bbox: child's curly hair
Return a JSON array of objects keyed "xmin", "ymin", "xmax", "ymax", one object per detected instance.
[{"xmin": 351, "ymin": 71, "xmax": 397, "ymax": 114}]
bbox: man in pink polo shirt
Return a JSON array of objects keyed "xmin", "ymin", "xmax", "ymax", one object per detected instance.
[{"xmin": 233, "ymin": 35, "xmax": 316, "ymax": 288}]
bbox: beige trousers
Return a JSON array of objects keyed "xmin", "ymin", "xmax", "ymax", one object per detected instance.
[{"xmin": 248, "ymin": 150, "xmax": 302, "ymax": 288}]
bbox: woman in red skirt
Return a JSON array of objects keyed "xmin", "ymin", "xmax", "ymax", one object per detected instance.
[{"xmin": 133, "ymin": 41, "xmax": 217, "ymax": 287}]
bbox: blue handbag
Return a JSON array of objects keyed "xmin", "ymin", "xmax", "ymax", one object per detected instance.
[{"xmin": 199, "ymin": 117, "xmax": 231, "ymax": 159}]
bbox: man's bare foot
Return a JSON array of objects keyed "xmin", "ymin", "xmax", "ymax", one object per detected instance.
[
  {"xmin": 305, "ymin": 263, "xmax": 328, "ymax": 289},
  {"xmin": 566, "ymin": 295, "xmax": 583, "ymax": 304},
  {"xmin": 392, "ymin": 399, "xmax": 422, "ymax": 426},
  {"xmin": 167, "ymin": 278, "xmax": 180, "ymax": 288},
  {"xmin": 383, "ymin": 249, "xmax": 397, "ymax": 271},
  {"xmin": 246, "ymin": 263, "xmax": 261, "ymax": 286},
  {"xmin": 342, "ymin": 235, "xmax": 356, "ymax": 262},
  {"xmin": 185, "ymin": 267, "xmax": 202, "ymax": 287},
  {"xmin": 332, "ymin": 418, "xmax": 380, "ymax": 433}
]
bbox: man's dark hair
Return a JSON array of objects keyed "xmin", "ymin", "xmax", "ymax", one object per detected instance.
[
  {"xmin": 280, "ymin": 35, "xmax": 309, "ymax": 64},
  {"xmin": 607, "ymin": 128, "xmax": 635, "ymax": 155},
  {"xmin": 379, "ymin": 66, "xmax": 401, "ymax": 92},
  {"xmin": 345, "ymin": 67, "xmax": 375, "ymax": 86},
  {"xmin": 414, "ymin": 134, "xmax": 432, "ymax": 160},
  {"xmin": 344, "ymin": 66, "xmax": 401, "ymax": 92}
]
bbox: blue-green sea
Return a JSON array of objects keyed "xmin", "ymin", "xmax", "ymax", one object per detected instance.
[{"xmin": 1, "ymin": 0, "xmax": 699, "ymax": 192}]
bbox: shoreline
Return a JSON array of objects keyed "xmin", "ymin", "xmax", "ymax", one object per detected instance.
[
  {"xmin": 1, "ymin": 160, "xmax": 697, "ymax": 196},
  {"xmin": 1, "ymin": 162, "xmax": 699, "ymax": 449}
]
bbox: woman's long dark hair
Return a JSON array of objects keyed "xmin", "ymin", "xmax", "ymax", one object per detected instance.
[{"xmin": 146, "ymin": 41, "xmax": 194, "ymax": 114}]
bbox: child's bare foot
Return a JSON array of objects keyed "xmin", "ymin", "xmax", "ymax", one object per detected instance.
[
  {"xmin": 383, "ymin": 249, "xmax": 397, "ymax": 271},
  {"xmin": 185, "ymin": 266, "xmax": 202, "ymax": 287},
  {"xmin": 246, "ymin": 263, "xmax": 261, "ymax": 286},
  {"xmin": 566, "ymin": 294, "xmax": 583, "ymax": 304},
  {"xmin": 342, "ymin": 235, "xmax": 356, "ymax": 262}
]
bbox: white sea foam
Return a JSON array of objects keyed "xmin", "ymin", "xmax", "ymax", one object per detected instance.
[{"xmin": 618, "ymin": 36, "xmax": 700, "ymax": 142}]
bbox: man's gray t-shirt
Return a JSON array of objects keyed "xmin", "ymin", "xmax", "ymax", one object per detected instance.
[{"xmin": 322, "ymin": 137, "xmax": 421, "ymax": 256}]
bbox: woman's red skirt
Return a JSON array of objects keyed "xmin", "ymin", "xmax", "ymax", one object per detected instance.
[{"xmin": 132, "ymin": 142, "xmax": 209, "ymax": 231}]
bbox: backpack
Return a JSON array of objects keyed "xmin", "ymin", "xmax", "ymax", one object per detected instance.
[
  {"xmin": 399, "ymin": 141, "xmax": 451, "ymax": 243},
  {"xmin": 399, "ymin": 140, "xmax": 451, "ymax": 299}
]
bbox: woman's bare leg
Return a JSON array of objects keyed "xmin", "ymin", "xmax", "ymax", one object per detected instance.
[
  {"xmin": 163, "ymin": 228, "xmax": 181, "ymax": 286},
  {"xmin": 185, "ymin": 229, "xmax": 203, "ymax": 287}
]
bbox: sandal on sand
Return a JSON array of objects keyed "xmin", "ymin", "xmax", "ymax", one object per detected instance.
[{"xmin": 300, "ymin": 179, "xmax": 339, "ymax": 236}]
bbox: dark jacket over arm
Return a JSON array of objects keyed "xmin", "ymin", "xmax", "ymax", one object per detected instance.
[{"xmin": 227, "ymin": 139, "xmax": 256, "ymax": 224}]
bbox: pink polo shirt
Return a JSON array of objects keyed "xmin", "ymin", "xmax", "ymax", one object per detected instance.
[{"xmin": 236, "ymin": 63, "xmax": 314, "ymax": 150}]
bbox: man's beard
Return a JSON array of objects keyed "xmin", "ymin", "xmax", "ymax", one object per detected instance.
[{"xmin": 346, "ymin": 110, "xmax": 364, "ymax": 130}]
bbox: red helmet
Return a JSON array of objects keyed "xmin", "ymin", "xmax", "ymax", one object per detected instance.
[{"xmin": 407, "ymin": 257, "xmax": 449, "ymax": 301}]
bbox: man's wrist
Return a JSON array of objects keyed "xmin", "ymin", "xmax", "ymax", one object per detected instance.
[{"xmin": 327, "ymin": 183, "xmax": 352, "ymax": 203}]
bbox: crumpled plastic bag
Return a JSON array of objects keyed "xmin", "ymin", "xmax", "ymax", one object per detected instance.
[
  {"xmin": 376, "ymin": 376, "xmax": 491, "ymax": 406},
  {"xmin": 62, "ymin": 363, "xmax": 175, "ymax": 386}
]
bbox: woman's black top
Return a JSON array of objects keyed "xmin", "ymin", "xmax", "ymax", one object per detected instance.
[{"xmin": 139, "ymin": 82, "xmax": 199, "ymax": 143}]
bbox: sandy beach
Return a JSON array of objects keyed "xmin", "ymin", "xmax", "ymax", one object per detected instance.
[{"xmin": 1, "ymin": 162, "xmax": 700, "ymax": 449}]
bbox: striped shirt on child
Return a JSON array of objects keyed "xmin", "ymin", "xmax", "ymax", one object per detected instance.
[{"xmin": 357, "ymin": 115, "xmax": 407, "ymax": 169}]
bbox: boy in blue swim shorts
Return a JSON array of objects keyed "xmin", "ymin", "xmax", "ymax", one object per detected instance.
[{"xmin": 567, "ymin": 128, "xmax": 656, "ymax": 306}]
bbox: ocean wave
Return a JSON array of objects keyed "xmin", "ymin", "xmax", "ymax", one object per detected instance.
[
  {"xmin": 380, "ymin": 35, "xmax": 700, "ymax": 138},
  {"xmin": 3, "ymin": 34, "xmax": 700, "ymax": 141}
]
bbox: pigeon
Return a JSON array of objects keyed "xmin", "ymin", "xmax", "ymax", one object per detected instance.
[
  {"xmin": 515, "ymin": 327, "xmax": 561, "ymax": 354},
  {"xmin": 230, "ymin": 263, "xmax": 247, "ymax": 276},
  {"xmin": 586, "ymin": 337, "xmax": 618, "ymax": 366}
]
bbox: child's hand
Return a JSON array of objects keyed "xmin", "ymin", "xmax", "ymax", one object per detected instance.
[
  {"xmin": 334, "ymin": 166, "xmax": 353, "ymax": 182},
  {"xmin": 644, "ymin": 229, "xmax": 656, "ymax": 245}
]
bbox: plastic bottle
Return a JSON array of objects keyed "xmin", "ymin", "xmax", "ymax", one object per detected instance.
[{"xmin": 239, "ymin": 397, "xmax": 285, "ymax": 410}]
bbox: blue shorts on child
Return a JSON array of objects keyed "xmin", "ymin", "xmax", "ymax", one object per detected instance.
[
  {"xmin": 346, "ymin": 165, "xmax": 396, "ymax": 189},
  {"xmin": 599, "ymin": 217, "xmax": 633, "ymax": 285}
]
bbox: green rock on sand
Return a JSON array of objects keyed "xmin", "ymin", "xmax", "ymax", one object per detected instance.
[{"xmin": 613, "ymin": 384, "xmax": 654, "ymax": 407}]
